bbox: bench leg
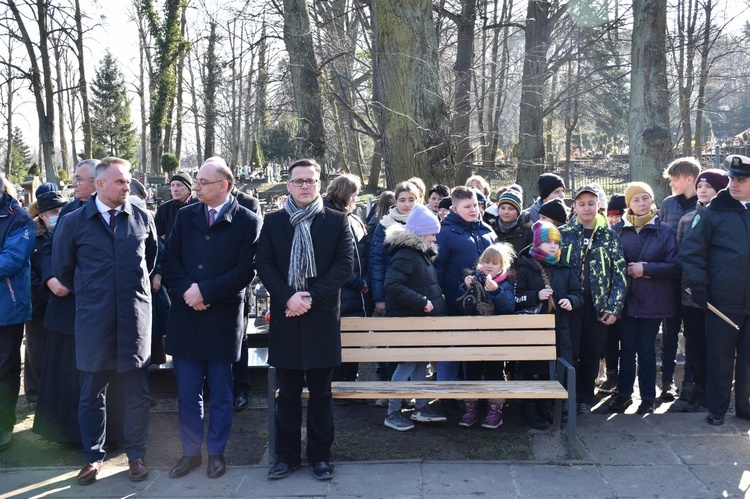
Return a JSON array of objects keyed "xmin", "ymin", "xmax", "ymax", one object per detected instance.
[
  {"xmin": 267, "ymin": 366, "xmax": 276, "ymax": 464},
  {"xmin": 565, "ymin": 362, "xmax": 576, "ymax": 459}
]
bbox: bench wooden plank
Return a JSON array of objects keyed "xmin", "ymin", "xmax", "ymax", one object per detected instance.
[
  {"xmin": 341, "ymin": 315, "xmax": 555, "ymax": 331},
  {"xmin": 341, "ymin": 345, "xmax": 558, "ymax": 363},
  {"xmin": 330, "ymin": 381, "xmax": 567, "ymax": 399},
  {"xmin": 341, "ymin": 330, "xmax": 556, "ymax": 347}
]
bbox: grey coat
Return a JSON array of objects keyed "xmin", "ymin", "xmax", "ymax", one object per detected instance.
[{"xmin": 53, "ymin": 195, "xmax": 158, "ymax": 372}]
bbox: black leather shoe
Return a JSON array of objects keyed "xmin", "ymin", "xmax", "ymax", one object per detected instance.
[
  {"xmin": 308, "ymin": 461, "xmax": 334, "ymax": 480},
  {"xmin": 169, "ymin": 454, "xmax": 202, "ymax": 478},
  {"xmin": 636, "ymin": 400, "xmax": 654, "ymax": 415},
  {"xmin": 76, "ymin": 461, "xmax": 104, "ymax": 485},
  {"xmin": 207, "ymin": 454, "xmax": 226, "ymax": 478},
  {"xmin": 608, "ymin": 396, "xmax": 633, "ymax": 413},
  {"xmin": 268, "ymin": 461, "xmax": 299, "ymax": 480},
  {"xmin": 707, "ymin": 413, "xmax": 725, "ymax": 425},
  {"xmin": 233, "ymin": 392, "xmax": 249, "ymax": 411},
  {"xmin": 0, "ymin": 429, "xmax": 12, "ymax": 451}
]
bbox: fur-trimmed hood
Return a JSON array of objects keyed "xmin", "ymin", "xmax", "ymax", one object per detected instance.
[
  {"xmin": 384, "ymin": 224, "xmax": 438, "ymax": 259},
  {"xmin": 33, "ymin": 216, "xmax": 48, "ymax": 237}
]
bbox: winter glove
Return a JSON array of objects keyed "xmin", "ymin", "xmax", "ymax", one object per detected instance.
[{"xmin": 690, "ymin": 288, "xmax": 708, "ymax": 309}]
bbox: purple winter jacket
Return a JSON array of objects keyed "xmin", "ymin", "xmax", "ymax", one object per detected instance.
[{"xmin": 612, "ymin": 215, "xmax": 681, "ymax": 319}]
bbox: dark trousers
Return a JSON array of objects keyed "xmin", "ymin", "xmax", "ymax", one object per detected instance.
[
  {"xmin": 232, "ymin": 336, "xmax": 251, "ymax": 394},
  {"xmin": 174, "ymin": 356, "xmax": 234, "ymax": 456},
  {"xmin": 0, "ymin": 323, "xmax": 24, "ymax": 431},
  {"xmin": 465, "ymin": 361, "xmax": 504, "ymax": 381},
  {"xmin": 682, "ymin": 305, "xmax": 707, "ymax": 388},
  {"xmin": 618, "ymin": 317, "xmax": 661, "ymax": 401},
  {"xmin": 23, "ymin": 320, "xmax": 48, "ymax": 403},
  {"xmin": 660, "ymin": 283, "xmax": 692, "ymax": 383},
  {"xmin": 705, "ymin": 312, "xmax": 750, "ymax": 417},
  {"xmin": 79, "ymin": 367, "xmax": 150, "ymax": 462},
  {"xmin": 333, "ymin": 362, "xmax": 359, "ymax": 381},
  {"xmin": 275, "ymin": 367, "xmax": 334, "ymax": 465},
  {"xmin": 570, "ymin": 304, "xmax": 608, "ymax": 405},
  {"xmin": 604, "ymin": 321, "xmax": 620, "ymax": 372}
]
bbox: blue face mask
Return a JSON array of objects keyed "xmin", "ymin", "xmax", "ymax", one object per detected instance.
[{"xmin": 48, "ymin": 215, "xmax": 59, "ymax": 229}]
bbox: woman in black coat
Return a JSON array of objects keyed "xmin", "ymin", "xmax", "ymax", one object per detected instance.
[{"xmin": 324, "ymin": 175, "xmax": 373, "ymax": 385}]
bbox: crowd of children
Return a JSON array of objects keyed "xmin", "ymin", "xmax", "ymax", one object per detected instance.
[{"xmin": 356, "ymin": 155, "xmax": 749, "ymax": 431}]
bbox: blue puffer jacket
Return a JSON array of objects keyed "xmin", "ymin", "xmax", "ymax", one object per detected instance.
[
  {"xmin": 612, "ymin": 215, "xmax": 680, "ymax": 319},
  {"xmin": 0, "ymin": 193, "xmax": 35, "ymax": 327},
  {"xmin": 369, "ymin": 211, "xmax": 406, "ymax": 304},
  {"xmin": 434, "ymin": 210, "xmax": 497, "ymax": 315},
  {"xmin": 659, "ymin": 194, "xmax": 697, "ymax": 231},
  {"xmin": 457, "ymin": 271, "xmax": 515, "ymax": 315}
]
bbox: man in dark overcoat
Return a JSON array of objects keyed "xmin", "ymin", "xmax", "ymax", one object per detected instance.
[
  {"xmin": 680, "ymin": 154, "xmax": 750, "ymax": 426},
  {"xmin": 53, "ymin": 157, "xmax": 158, "ymax": 484},
  {"xmin": 162, "ymin": 157, "xmax": 262, "ymax": 479},
  {"xmin": 257, "ymin": 158, "xmax": 352, "ymax": 481}
]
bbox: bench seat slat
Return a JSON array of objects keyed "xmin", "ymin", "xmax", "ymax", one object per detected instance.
[
  {"xmin": 341, "ymin": 330, "xmax": 555, "ymax": 347},
  {"xmin": 299, "ymin": 381, "xmax": 567, "ymax": 399},
  {"xmin": 341, "ymin": 346, "xmax": 557, "ymax": 363},
  {"xmin": 341, "ymin": 315, "xmax": 554, "ymax": 332}
]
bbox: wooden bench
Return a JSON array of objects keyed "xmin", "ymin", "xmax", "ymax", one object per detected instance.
[{"xmin": 266, "ymin": 314, "xmax": 577, "ymax": 461}]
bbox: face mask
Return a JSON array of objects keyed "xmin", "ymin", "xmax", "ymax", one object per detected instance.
[{"xmin": 48, "ymin": 215, "xmax": 59, "ymax": 229}]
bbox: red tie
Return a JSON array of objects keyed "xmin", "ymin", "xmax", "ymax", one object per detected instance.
[
  {"xmin": 108, "ymin": 209, "xmax": 117, "ymax": 230},
  {"xmin": 208, "ymin": 208, "xmax": 217, "ymax": 227}
]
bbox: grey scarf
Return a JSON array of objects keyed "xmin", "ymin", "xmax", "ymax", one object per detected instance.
[{"xmin": 285, "ymin": 194, "xmax": 324, "ymax": 291}]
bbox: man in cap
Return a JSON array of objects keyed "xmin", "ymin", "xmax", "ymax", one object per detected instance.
[
  {"xmin": 155, "ymin": 171, "xmax": 196, "ymax": 240},
  {"xmin": 680, "ymin": 154, "xmax": 750, "ymax": 425}
]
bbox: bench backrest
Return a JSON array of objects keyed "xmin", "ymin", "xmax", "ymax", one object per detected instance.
[{"xmin": 340, "ymin": 315, "xmax": 556, "ymax": 363}]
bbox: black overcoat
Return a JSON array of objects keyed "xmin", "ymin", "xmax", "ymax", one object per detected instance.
[
  {"xmin": 256, "ymin": 206, "xmax": 353, "ymax": 370},
  {"xmin": 162, "ymin": 197, "xmax": 262, "ymax": 363},
  {"xmin": 52, "ymin": 195, "xmax": 158, "ymax": 372}
]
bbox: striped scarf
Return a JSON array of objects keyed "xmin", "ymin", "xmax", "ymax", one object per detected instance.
[{"xmin": 285, "ymin": 195, "xmax": 324, "ymax": 291}]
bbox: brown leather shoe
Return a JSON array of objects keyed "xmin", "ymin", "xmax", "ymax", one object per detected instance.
[
  {"xmin": 76, "ymin": 461, "xmax": 104, "ymax": 485},
  {"xmin": 128, "ymin": 458, "xmax": 149, "ymax": 482}
]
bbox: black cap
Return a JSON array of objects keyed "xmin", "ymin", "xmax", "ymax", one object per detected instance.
[
  {"xmin": 438, "ymin": 197, "xmax": 452, "ymax": 210},
  {"xmin": 725, "ymin": 155, "xmax": 750, "ymax": 178},
  {"xmin": 37, "ymin": 191, "xmax": 67, "ymax": 214},
  {"xmin": 130, "ymin": 178, "xmax": 148, "ymax": 200},
  {"xmin": 538, "ymin": 198, "xmax": 568, "ymax": 225},
  {"xmin": 607, "ymin": 193, "xmax": 626, "ymax": 216},
  {"xmin": 537, "ymin": 173, "xmax": 565, "ymax": 200}
]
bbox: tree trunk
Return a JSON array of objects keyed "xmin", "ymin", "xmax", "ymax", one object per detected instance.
[
  {"xmin": 53, "ymin": 39, "xmax": 69, "ymax": 173},
  {"xmin": 65, "ymin": 59, "xmax": 78, "ymax": 170},
  {"xmin": 187, "ymin": 48, "xmax": 202, "ymax": 164},
  {"xmin": 693, "ymin": 0, "xmax": 712, "ymax": 159},
  {"xmin": 203, "ymin": 21, "xmax": 218, "ymax": 160},
  {"xmin": 74, "ymin": 0, "xmax": 92, "ymax": 158},
  {"xmin": 373, "ymin": 0, "xmax": 452, "ymax": 188},
  {"xmin": 283, "ymin": 0, "xmax": 327, "ymax": 161},
  {"xmin": 629, "ymin": 0, "xmax": 672, "ymax": 201},
  {"xmin": 173, "ymin": 1, "xmax": 186, "ymax": 165},
  {"xmin": 3, "ymin": 37, "xmax": 12, "ymax": 178},
  {"xmin": 452, "ymin": 0, "xmax": 477, "ymax": 185},
  {"xmin": 516, "ymin": 0, "xmax": 552, "ymax": 206}
]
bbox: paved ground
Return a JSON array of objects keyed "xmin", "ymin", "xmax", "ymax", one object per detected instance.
[{"xmin": 1, "ymin": 410, "xmax": 749, "ymax": 498}]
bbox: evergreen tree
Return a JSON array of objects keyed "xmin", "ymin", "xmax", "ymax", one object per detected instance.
[
  {"xmin": 90, "ymin": 52, "xmax": 137, "ymax": 162},
  {"xmin": 9, "ymin": 127, "xmax": 31, "ymax": 183}
]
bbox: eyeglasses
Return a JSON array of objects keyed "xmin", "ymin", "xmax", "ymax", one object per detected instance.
[
  {"xmin": 74, "ymin": 177, "xmax": 94, "ymax": 186},
  {"xmin": 194, "ymin": 179, "xmax": 225, "ymax": 188},
  {"xmin": 289, "ymin": 178, "xmax": 319, "ymax": 187}
]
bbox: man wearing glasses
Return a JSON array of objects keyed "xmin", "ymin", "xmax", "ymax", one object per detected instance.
[
  {"xmin": 162, "ymin": 156, "xmax": 262, "ymax": 479},
  {"xmin": 257, "ymin": 158, "xmax": 352, "ymax": 481}
]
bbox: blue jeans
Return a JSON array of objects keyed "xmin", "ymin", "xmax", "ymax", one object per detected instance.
[
  {"xmin": 618, "ymin": 317, "xmax": 661, "ymax": 401},
  {"xmin": 388, "ymin": 362, "xmax": 428, "ymax": 414}
]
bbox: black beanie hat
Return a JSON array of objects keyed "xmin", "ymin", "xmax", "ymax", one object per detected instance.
[
  {"xmin": 538, "ymin": 198, "xmax": 568, "ymax": 225},
  {"xmin": 607, "ymin": 193, "xmax": 627, "ymax": 216},
  {"xmin": 537, "ymin": 173, "xmax": 565, "ymax": 201},
  {"xmin": 438, "ymin": 197, "xmax": 452, "ymax": 210}
]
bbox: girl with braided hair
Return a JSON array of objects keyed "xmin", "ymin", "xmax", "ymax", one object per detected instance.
[{"xmin": 513, "ymin": 221, "xmax": 583, "ymax": 428}]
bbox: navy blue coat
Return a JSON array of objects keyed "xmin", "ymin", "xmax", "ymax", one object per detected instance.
[
  {"xmin": 612, "ymin": 216, "xmax": 680, "ymax": 319},
  {"xmin": 162, "ymin": 197, "xmax": 262, "ymax": 363},
  {"xmin": 434, "ymin": 210, "xmax": 497, "ymax": 315},
  {"xmin": 256, "ymin": 206, "xmax": 353, "ymax": 370},
  {"xmin": 53, "ymin": 195, "xmax": 158, "ymax": 372}
]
